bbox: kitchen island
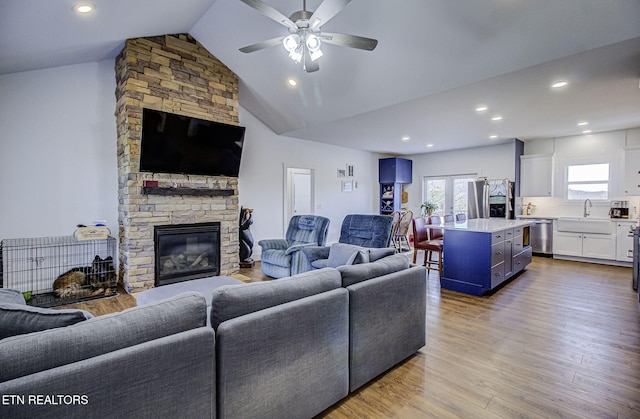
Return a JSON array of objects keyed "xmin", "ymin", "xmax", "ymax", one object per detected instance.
[{"xmin": 439, "ymin": 219, "xmax": 533, "ymax": 296}]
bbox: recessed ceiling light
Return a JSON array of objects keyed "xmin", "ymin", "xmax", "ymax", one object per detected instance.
[
  {"xmin": 287, "ymin": 78, "xmax": 297, "ymax": 87},
  {"xmin": 577, "ymin": 121, "xmax": 589, "ymax": 126},
  {"xmin": 552, "ymin": 81, "xmax": 568, "ymax": 88},
  {"xmin": 475, "ymin": 106, "xmax": 488, "ymax": 112},
  {"xmin": 426, "ymin": 144, "xmax": 434, "ymax": 148},
  {"xmin": 489, "ymin": 135, "xmax": 498, "ymax": 139},
  {"xmin": 582, "ymin": 130, "xmax": 592, "ymax": 134},
  {"xmin": 491, "ymin": 115, "xmax": 502, "ymax": 121},
  {"xmin": 401, "ymin": 136, "xmax": 410, "ymax": 141},
  {"xmin": 73, "ymin": 3, "xmax": 94, "ymax": 14}
]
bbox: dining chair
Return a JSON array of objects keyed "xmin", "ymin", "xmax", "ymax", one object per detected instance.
[
  {"xmin": 389, "ymin": 211, "xmax": 401, "ymax": 249},
  {"xmin": 393, "ymin": 210, "xmax": 413, "ymax": 252},
  {"xmin": 444, "ymin": 214, "xmax": 454, "ymax": 223},
  {"xmin": 455, "ymin": 213, "xmax": 467, "ymax": 222}
]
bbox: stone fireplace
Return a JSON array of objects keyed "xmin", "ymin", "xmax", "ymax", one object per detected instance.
[{"xmin": 115, "ymin": 34, "xmax": 240, "ymax": 293}]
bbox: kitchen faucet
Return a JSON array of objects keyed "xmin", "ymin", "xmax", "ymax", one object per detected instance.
[{"xmin": 583, "ymin": 199, "xmax": 592, "ymax": 217}]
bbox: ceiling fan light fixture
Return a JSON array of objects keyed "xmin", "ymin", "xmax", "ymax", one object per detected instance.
[
  {"xmin": 309, "ymin": 48, "xmax": 323, "ymax": 61},
  {"xmin": 238, "ymin": 0, "xmax": 378, "ymax": 73},
  {"xmin": 305, "ymin": 33, "xmax": 323, "ymax": 61},
  {"xmin": 306, "ymin": 34, "xmax": 321, "ymax": 51},
  {"xmin": 289, "ymin": 48, "xmax": 303, "ymax": 63},
  {"xmin": 283, "ymin": 34, "xmax": 301, "ymax": 52}
]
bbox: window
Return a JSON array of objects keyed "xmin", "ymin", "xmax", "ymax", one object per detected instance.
[
  {"xmin": 423, "ymin": 174, "xmax": 476, "ymax": 217},
  {"xmin": 423, "ymin": 178, "xmax": 445, "ymax": 216},
  {"xmin": 566, "ymin": 163, "xmax": 609, "ymax": 200}
]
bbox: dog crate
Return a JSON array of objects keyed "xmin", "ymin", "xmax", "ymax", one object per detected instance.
[{"xmin": 1, "ymin": 235, "xmax": 118, "ymax": 308}]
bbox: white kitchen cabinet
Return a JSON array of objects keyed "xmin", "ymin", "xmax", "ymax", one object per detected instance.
[
  {"xmin": 582, "ymin": 234, "xmax": 616, "ymax": 260},
  {"xmin": 554, "ymin": 232, "xmax": 583, "ymax": 257},
  {"xmin": 623, "ymin": 148, "xmax": 640, "ymax": 196},
  {"xmin": 554, "ymin": 231, "xmax": 616, "ymax": 260},
  {"xmin": 616, "ymin": 222, "xmax": 636, "ymax": 262},
  {"xmin": 520, "ymin": 154, "xmax": 553, "ymax": 197}
]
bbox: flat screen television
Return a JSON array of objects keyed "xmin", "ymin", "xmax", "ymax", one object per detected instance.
[{"xmin": 139, "ymin": 108, "xmax": 246, "ymax": 177}]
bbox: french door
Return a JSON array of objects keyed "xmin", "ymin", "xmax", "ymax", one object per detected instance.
[{"xmin": 422, "ymin": 174, "xmax": 476, "ymax": 218}]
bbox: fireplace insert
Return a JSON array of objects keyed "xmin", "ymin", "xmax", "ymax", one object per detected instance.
[{"xmin": 154, "ymin": 222, "xmax": 220, "ymax": 286}]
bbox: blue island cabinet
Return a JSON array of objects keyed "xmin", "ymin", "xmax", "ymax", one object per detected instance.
[{"xmin": 442, "ymin": 226, "xmax": 532, "ymax": 296}]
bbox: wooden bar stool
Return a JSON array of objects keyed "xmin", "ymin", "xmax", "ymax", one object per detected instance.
[{"xmin": 426, "ymin": 215, "xmax": 444, "ymax": 280}]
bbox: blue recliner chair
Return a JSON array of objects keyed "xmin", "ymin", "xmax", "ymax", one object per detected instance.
[
  {"xmin": 258, "ymin": 215, "xmax": 330, "ymax": 278},
  {"xmin": 303, "ymin": 214, "xmax": 395, "ymax": 270}
]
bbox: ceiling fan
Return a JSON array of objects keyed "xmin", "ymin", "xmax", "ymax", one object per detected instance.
[{"xmin": 238, "ymin": 0, "xmax": 378, "ymax": 73}]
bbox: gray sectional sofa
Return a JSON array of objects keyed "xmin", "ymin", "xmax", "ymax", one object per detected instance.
[
  {"xmin": 0, "ymin": 292, "xmax": 216, "ymax": 418},
  {"xmin": 0, "ymin": 254, "xmax": 426, "ymax": 419}
]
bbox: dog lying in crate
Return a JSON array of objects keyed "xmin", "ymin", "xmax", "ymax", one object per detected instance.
[{"xmin": 52, "ymin": 256, "xmax": 116, "ymax": 299}]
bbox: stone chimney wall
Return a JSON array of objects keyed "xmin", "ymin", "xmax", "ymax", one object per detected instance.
[{"xmin": 115, "ymin": 34, "xmax": 240, "ymax": 293}]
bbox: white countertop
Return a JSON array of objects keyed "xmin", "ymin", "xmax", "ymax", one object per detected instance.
[
  {"xmin": 517, "ymin": 215, "xmax": 638, "ymax": 223},
  {"xmin": 437, "ymin": 218, "xmax": 534, "ymax": 233}
]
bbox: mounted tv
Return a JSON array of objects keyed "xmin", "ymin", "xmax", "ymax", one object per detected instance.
[{"xmin": 140, "ymin": 108, "xmax": 246, "ymax": 177}]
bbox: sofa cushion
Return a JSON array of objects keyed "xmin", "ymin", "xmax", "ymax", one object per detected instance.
[
  {"xmin": 0, "ymin": 300, "xmax": 94, "ymax": 340},
  {"xmin": 338, "ymin": 253, "xmax": 410, "ymax": 287},
  {"xmin": 0, "ymin": 292, "xmax": 208, "ymax": 382},
  {"xmin": 210, "ymin": 267, "xmax": 342, "ymax": 330},
  {"xmin": 327, "ymin": 243, "xmax": 369, "ymax": 268}
]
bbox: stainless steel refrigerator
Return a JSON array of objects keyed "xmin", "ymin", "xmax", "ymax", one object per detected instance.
[
  {"xmin": 633, "ymin": 225, "xmax": 638, "ymax": 293},
  {"xmin": 468, "ymin": 179, "xmax": 514, "ymax": 219}
]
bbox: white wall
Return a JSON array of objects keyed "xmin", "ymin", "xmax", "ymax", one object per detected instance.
[
  {"xmin": 238, "ymin": 106, "xmax": 379, "ymax": 257},
  {"xmin": 402, "ymin": 142, "xmax": 517, "ymax": 216},
  {"xmin": 0, "ymin": 61, "xmax": 119, "ymax": 239},
  {"xmin": 0, "ymin": 61, "xmax": 380, "ymax": 261}
]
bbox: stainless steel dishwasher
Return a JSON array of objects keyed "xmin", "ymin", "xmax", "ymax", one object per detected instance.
[{"xmin": 530, "ymin": 218, "xmax": 553, "ymax": 256}]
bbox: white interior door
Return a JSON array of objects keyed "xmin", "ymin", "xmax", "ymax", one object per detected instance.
[{"xmin": 285, "ymin": 167, "xmax": 314, "ymax": 233}]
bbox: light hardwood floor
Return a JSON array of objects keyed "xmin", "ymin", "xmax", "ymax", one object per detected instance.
[{"xmin": 62, "ymin": 256, "xmax": 640, "ymax": 418}]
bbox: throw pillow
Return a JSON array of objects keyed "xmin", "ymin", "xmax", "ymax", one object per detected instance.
[
  {"xmin": 327, "ymin": 243, "xmax": 368, "ymax": 268},
  {"xmin": 368, "ymin": 248, "xmax": 396, "ymax": 262},
  {"xmin": 0, "ymin": 302, "xmax": 93, "ymax": 340}
]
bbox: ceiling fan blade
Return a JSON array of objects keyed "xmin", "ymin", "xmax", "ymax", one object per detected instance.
[
  {"xmin": 309, "ymin": 0, "xmax": 352, "ymax": 31},
  {"xmin": 239, "ymin": 36, "xmax": 286, "ymax": 53},
  {"xmin": 239, "ymin": 0, "xmax": 298, "ymax": 31},
  {"xmin": 320, "ymin": 32, "xmax": 378, "ymax": 51},
  {"xmin": 303, "ymin": 49, "xmax": 320, "ymax": 73}
]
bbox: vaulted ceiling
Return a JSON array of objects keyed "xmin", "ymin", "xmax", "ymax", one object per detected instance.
[{"xmin": 2, "ymin": 0, "xmax": 639, "ymax": 154}]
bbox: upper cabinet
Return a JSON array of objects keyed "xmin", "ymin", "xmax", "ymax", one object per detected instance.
[
  {"xmin": 379, "ymin": 157, "xmax": 412, "ymax": 184},
  {"xmin": 520, "ymin": 154, "xmax": 553, "ymax": 197},
  {"xmin": 623, "ymin": 148, "xmax": 640, "ymax": 196}
]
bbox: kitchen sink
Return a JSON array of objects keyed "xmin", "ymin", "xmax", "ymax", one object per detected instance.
[{"xmin": 556, "ymin": 217, "xmax": 612, "ymax": 234}]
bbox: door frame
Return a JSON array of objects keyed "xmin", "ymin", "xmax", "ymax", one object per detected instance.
[{"xmin": 284, "ymin": 166, "xmax": 315, "ymax": 235}]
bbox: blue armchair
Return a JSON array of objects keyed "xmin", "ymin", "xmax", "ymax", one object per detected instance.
[
  {"xmin": 258, "ymin": 215, "xmax": 330, "ymax": 278},
  {"xmin": 303, "ymin": 214, "xmax": 395, "ymax": 269}
]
